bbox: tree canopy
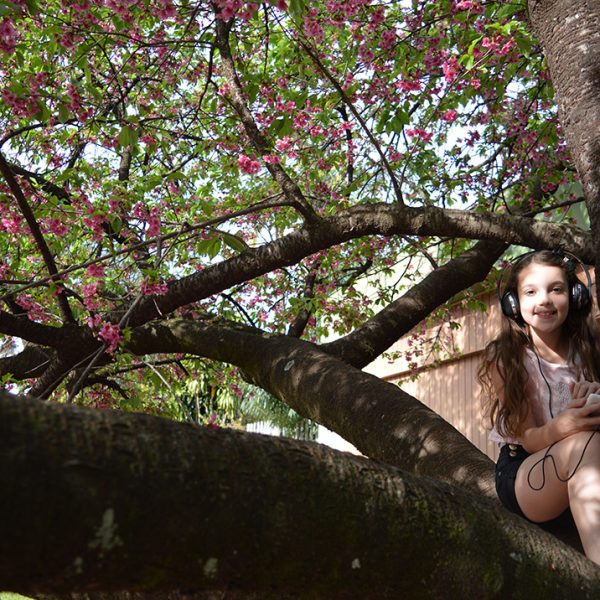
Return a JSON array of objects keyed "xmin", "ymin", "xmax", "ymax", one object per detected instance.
[{"xmin": 2, "ymin": 0, "xmax": 600, "ymax": 596}]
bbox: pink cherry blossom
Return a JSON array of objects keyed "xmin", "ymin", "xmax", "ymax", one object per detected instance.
[
  {"xmin": 262, "ymin": 154, "xmax": 279, "ymax": 164},
  {"xmin": 275, "ymin": 136, "xmax": 292, "ymax": 152},
  {"xmin": 0, "ymin": 18, "xmax": 18, "ymax": 54},
  {"xmin": 380, "ymin": 29, "xmax": 396, "ymax": 50},
  {"xmin": 442, "ymin": 57, "xmax": 459, "ymax": 83},
  {"xmin": 396, "ymin": 79, "xmax": 422, "ymax": 93},
  {"xmin": 141, "ymin": 279, "xmax": 168, "ymax": 295},
  {"xmin": 406, "ymin": 127, "xmax": 433, "ymax": 142},
  {"xmin": 238, "ymin": 154, "xmax": 262, "ymax": 175},
  {"xmin": 98, "ymin": 322, "xmax": 123, "ymax": 353},
  {"xmin": 147, "ymin": 213, "xmax": 161, "ymax": 237},
  {"xmin": 214, "ymin": 0, "xmax": 243, "ymax": 21},
  {"xmin": 46, "ymin": 217, "xmax": 69, "ymax": 237},
  {"xmin": 455, "ymin": 1, "xmax": 482, "ymax": 12},
  {"xmin": 304, "ymin": 12, "xmax": 324, "ymax": 42},
  {"xmin": 441, "ymin": 109, "xmax": 458, "ymax": 123},
  {"xmin": 206, "ymin": 411, "xmax": 220, "ymax": 430},
  {"xmin": 1, "ymin": 215, "xmax": 22, "ymax": 233},
  {"xmin": 82, "ymin": 282, "xmax": 98, "ymax": 298}
]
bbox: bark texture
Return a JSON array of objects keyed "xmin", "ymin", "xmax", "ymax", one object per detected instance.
[
  {"xmin": 528, "ymin": 0, "xmax": 600, "ymax": 298},
  {"xmin": 321, "ymin": 239, "xmax": 506, "ymax": 367},
  {"xmin": 128, "ymin": 320, "xmax": 497, "ymax": 496},
  {"xmin": 2, "ymin": 393, "xmax": 600, "ymax": 599},
  {"xmin": 128, "ymin": 320, "xmax": 583, "ymax": 549}
]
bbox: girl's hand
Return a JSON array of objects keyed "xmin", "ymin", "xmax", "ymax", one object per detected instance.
[
  {"xmin": 550, "ymin": 405, "xmax": 600, "ymax": 441},
  {"xmin": 522, "ymin": 396, "xmax": 600, "ymax": 452},
  {"xmin": 552, "ymin": 385, "xmax": 600, "ymax": 440},
  {"xmin": 570, "ymin": 380, "xmax": 600, "ymax": 405}
]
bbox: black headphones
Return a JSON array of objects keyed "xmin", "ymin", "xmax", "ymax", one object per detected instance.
[{"xmin": 497, "ymin": 250, "xmax": 592, "ymax": 323}]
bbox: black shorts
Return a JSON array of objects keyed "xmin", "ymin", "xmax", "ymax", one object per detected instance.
[
  {"xmin": 495, "ymin": 443, "xmax": 530, "ymax": 519},
  {"xmin": 495, "ymin": 443, "xmax": 576, "ymax": 533}
]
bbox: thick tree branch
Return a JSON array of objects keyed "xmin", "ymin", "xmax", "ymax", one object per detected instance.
[
  {"xmin": 123, "ymin": 204, "xmax": 591, "ymax": 327},
  {"xmin": 127, "ymin": 319, "xmax": 495, "ymax": 492},
  {"xmin": 1, "ymin": 392, "xmax": 598, "ymax": 597},
  {"xmin": 0, "ymin": 310, "xmax": 69, "ymax": 347},
  {"xmin": 0, "ymin": 201, "xmax": 589, "ymax": 334},
  {"xmin": 0, "ymin": 345, "xmax": 52, "ymax": 379},
  {"xmin": 28, "ymin": 356, "xmax": 82, "ymax": 399},
  {"xmin": 321, "ymin": 239, "xmax": 507, "ymax": 368},
  {"xmin": 0, "ymin": 204, "xmax": 587, "ymax": 393}
]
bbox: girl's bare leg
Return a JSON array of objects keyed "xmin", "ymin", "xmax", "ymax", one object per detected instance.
[{"xmin": 515, "ymin": 431, "xmax": 600, "ymax": 564}]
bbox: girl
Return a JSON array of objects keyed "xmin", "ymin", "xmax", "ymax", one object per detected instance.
[{"xmin": 478, "ymin": 250, "xmax": 600, "ymax": 564}]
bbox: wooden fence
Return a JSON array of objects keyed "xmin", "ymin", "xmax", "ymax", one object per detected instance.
[{"xmin": 364, "ymin": 293, "xmax": 502, "ymax": 460}]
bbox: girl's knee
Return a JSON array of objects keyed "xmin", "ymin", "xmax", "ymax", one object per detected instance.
[
  {"xmin": 563, "ymin": 430, "xmax": 600, "ymax": 448},
  {"xmin": 559, "ymin": 430, "xmax": 600, "ymax": 464}
]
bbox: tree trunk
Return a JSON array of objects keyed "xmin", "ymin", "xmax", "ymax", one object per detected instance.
[
  {"xmin": 527, "ymin": 0, "xmax": 600, "ymax": 297},
  {"xmin": 1, "ymin": 393, "xmax": 599, "ymax": 599}
]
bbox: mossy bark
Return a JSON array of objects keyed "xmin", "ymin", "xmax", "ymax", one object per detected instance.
[{"xmin": 1, "ymin": 393, "xmax": 599, "ymax": 598}]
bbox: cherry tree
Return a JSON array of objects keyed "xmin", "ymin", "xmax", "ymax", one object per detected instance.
[{"xmin": 1, "ymin": 0, "xmax": 600, "ymax": 596}]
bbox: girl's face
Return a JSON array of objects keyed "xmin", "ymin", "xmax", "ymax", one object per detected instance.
[{"xmin": 517, "ymin": 263, "xmax": 570, "ymax": 335}]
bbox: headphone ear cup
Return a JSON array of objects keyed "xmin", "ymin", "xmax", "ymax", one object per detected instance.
[
  {"xmin": 570, "ymin": 281, "xmax": 590, "ymax": 311},
  {"xmin": 501, "ymin": 290, "xmax": 521, "ymax": 321}
]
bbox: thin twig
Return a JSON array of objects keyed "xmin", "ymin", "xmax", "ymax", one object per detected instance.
[
  {"xmin": 0, "ymin": 152, "xmax": 75, "ymax": 323},
  {"xmin": 0, "ymin": 197, "xmax": 289, "ymax": 302}
]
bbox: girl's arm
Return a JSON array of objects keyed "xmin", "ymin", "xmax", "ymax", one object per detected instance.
[
  {"xmin": 520, "ymin": 380, "xmax": 600, "ymax": 453},
  {"xmin": 490, "ymin": 365, "xmax": 600, "ymax": 453}
]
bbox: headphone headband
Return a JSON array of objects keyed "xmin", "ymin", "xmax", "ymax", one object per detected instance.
[{"xmin": 496, "ymin": 249, "xmax": 592, "ymax": 323}]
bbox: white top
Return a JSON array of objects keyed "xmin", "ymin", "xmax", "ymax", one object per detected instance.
[{"xmin": 489, "ymin": 347, "xmax": 581, "ymax": 446}]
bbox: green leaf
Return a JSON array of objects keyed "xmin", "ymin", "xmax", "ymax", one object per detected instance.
[
  {"xmin": 25, "ymin": 0, "xmax": 40, "ymax": 13},
  {"xmin": 220, "ymin": 232, "xmax": 248, "ymax": 253},
  {"xmin": 287, "ymin": 0, "xmax": 306, "ymax": 20},
  {"xmin": 375, "ymin": 108, "xmax": 391, "ymax": 134},
  {"xmin": 143, "ymin": 175, "xmax": 163, "ymax": 191},
  {"xmin": 0, "ymin": 1, "xmax": 22, "ymax": 15},
  {"xmin": 166, "ymin": 171, "xmax": 185, "ymax": 182},
  {"xmin": 197, "ymin": 236, "xmax": 222, "ymax": 259},
  {"xmin": 388, "ymin": 108, "xmax": 409, "ymax": 133},
  {"xmin": 106, "ymin": 214, "xmax": 123, "ymax": 235},
  {"xmin": 57, "ymin": 103, "xmax": 71, "ymax": 123},
  {"xmin": 118, "ymin": 125, "xmax": 138, "ymax": 148}
]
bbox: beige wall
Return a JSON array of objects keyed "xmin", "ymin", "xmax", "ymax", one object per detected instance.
[{"xmin": 364, "ymin": 293, "xmax": 501, "ymax": 460}]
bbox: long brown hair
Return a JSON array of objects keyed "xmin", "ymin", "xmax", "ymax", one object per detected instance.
[{"xmin": 478, "ymin": 250, "xmax": 600, "ymax": 438}]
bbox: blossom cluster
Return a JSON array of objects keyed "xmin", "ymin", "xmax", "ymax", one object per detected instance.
[
  {"xmin": 86, "ymin": 315, "xmax": 123, "ymax": 354},
  {"xmin": 0, "ymin": 18, "xmax": 18, "ymax": 53},
  {"xmin": 238, "ymin": 154, "xmax": 262, "ymax": 175},
  {"xmin": 214, "ymin": 0, "xmax": 287, "ymax": 21}
]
